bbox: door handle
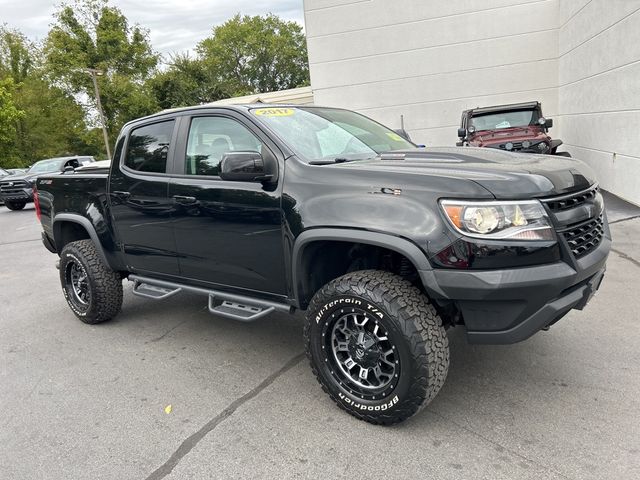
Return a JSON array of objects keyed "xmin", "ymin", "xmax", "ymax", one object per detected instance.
[
  {"xmin": 172, "ymin": 195, "xmax": 197, "ymax": 205},
  {"xmin": 112, "ymin": 191, "xmax": 131, "ymax": 198}
]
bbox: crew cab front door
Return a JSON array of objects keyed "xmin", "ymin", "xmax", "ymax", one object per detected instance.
[{"xmin": 168, "ymin": 111, "xmax": 286, "ymax": 296}]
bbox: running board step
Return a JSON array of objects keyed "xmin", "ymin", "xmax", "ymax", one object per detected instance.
[
  {"xmin": 127, "ymin": 275, "xmax": 292, "ymax": 322},
  {"xmin": 132, "ymin": 281, "xmax": 182, "ymax": 300},
  {"xmin": 208, "ymin": 298, "xmax": 274, "ymax": 322}
]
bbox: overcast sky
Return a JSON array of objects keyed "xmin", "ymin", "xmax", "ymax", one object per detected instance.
[{"xmin": 0, "ymin": 0, "xmax": 305, "ymax": 59}]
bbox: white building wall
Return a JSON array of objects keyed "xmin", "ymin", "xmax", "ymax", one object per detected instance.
[
  {"xmin": 304, "ymin": 0, "xmax": 640, "ymax": 205},
  {"xmin": 557, "ymin": 0, "xmax": 640, "ymax": 206}
]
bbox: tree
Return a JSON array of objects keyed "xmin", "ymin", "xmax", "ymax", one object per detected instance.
[
  {"xmin": 0, "ymin": 27, "xmax": 101, "ymax": 167},
  {"xmin": 0, "ymin": 78, "xmax": 24, "ymax": 154},
  {"xmin": 148, "ymin": 54, "xmax": 230, "ymax": 110},
  {"xmin": 197, "ymin": 14, "xmax": 309, "ymax": 96},
  {"xmin": 44, "ymin": 0, "xmax": 160, "ymax": 147}
]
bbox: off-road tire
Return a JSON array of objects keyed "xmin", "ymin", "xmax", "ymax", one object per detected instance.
[
  {"xmin": 5, "ymin": 201, "xmax": 26, "ymax": 210},
  {"xmin": 304, "ymin": 270, "xmax": 449, "ymax": 425},
  {"xmin": 59, "ymin": 240, "xmax": 123, "ymax": 324}
]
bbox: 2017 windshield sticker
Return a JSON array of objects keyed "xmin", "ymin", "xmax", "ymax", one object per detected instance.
[{"xmin": 253, "ymin": 108, "xmax": 295, "ymax": 117}]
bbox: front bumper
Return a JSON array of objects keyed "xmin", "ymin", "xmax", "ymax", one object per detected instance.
[
  {"xmin": 419, "ymin": 235, "xmax": 610, "ymax": 344},
  {"xmin": 0, "ymin": 188, "xmax": 33, "ymax": 203}
]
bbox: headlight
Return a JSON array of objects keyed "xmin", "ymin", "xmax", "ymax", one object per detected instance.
[
  {"xmin": 537, "ymin": 142, "xmax": 549, "ymax": 153},
  {"xmin": 440, "ymin": 200, "xmax": 554, "ymax": 240}
]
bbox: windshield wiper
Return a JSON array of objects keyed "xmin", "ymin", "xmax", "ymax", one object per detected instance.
[{"xmin": 309, "ymin": 157, "xmax": 371, "ymax": 165}]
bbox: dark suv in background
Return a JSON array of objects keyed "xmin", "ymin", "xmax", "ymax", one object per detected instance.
[
  {"xmin": 0, "ymin": 156, "xmax": 94, "ymax": 210},
  {"xmin": 456, "ymin": 101, "xmax": 570, "ymax": 156}
]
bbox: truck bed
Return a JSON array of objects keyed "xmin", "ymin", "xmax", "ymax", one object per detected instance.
[{"xmin": 37, "ymin": 170, "xmax": 113, "ymax": 259}]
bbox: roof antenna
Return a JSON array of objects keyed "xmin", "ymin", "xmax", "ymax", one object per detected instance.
[{"xmin": 400, "ymin": 114, "xmax": 405, "ymax": 131}]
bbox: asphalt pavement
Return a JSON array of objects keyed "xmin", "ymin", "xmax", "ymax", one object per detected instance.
[{"xmin": 1, "ymin": 195, "xmax": 639, "ymax": 480}]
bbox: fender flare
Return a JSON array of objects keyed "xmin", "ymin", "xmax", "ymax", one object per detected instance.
[
  {"xmin": 550, "ymin": 139, "xmax": 563, "ymax": 150},
  {"xmin": 291, "ymin": 228, "xmax": 436, "ymax": 309},
  {"xmin": 53, "ymin": 213, "xmax": 111, "ymax": 268}
]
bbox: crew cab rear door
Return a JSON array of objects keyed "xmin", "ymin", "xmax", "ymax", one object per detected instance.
[
  {"xmin": 108, "ymin": 118, "xmax": 180, "ymax": 276},
  {"xmin": 167, "ymin": 109, "xmax": 286, "ymax": 295}
]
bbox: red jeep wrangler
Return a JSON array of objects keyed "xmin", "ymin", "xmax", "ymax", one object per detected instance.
[{"xmin": 457, "ymin": 101, "xmax": 570, "ymax": 157}]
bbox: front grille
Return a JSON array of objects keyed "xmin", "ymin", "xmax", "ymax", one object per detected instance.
[
  {"xmin": 562, "ymin": 215, "xmax": 604, "ymax": 258},
  {"xmin": 0, "ymin": 180, "xmax": 29, "ymax": 195},
  {"xmin": 498, "ymin": 141, "xmax": 524, "ymax": 151},
  {"xmin": 545, "ymin": 185, "xmax": 599, "ymax": 212},
  {"xmin": 493, "ymin": 141, "xmax": 547, "ymax": 153}
]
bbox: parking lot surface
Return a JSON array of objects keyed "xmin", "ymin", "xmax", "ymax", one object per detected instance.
[{"xmin": 1, "ymin": 196, "xmax": 639, "ymax": 480}]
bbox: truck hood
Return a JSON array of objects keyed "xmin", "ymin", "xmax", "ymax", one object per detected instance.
[
  {"xmin": 335, "ymin": 147, "xmax": 595, "ymax": 198},
  {"xmin": 0, "ymin": 172, "xmax": 39, "ymax": 183}
]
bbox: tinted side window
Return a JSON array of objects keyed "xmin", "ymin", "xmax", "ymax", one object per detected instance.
[
  {"xmin": 185, "ymin": 117, "xmax": 262, "ymax": 176},
  {"xmin": 125, "ymin": 120, "xmax": 175, "ymax": 173}
]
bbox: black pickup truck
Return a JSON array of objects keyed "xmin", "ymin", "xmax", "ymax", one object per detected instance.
[{"xmin": 35, "ymin": 105, "xmax": 610, "ymax": 425}]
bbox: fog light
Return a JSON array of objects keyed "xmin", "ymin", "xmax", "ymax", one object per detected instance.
[{"xmin": 505, "ymin": 142, "xmax": 513, "ymax": 150}]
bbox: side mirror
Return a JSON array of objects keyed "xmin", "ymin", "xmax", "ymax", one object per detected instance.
[
  {"xmin": 64, "ymin": 165, "xmax": 75, "ymax": 173},
  {"xmin": 219, "ymin": 151, "xmax": 275, "ymax": 182},
  {"xmin": 394, "ymin": 129, "xmax": 412, "ymax": 142},
  {"xmin": 457, "ymin": 127, "xmax": 467, "ymax": 138}
]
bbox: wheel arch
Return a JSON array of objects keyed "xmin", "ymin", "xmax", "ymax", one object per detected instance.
[
  {"xmin": 53, "ymin": 214, "xmax": 110, "ymax": 268},
  {"xmin": 291, "ymin": 228, "xmax": 433, "ymax": 310}
]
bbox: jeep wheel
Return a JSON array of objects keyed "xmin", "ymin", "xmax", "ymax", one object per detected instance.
[
  {"xmin": 59, "ymin": 240, "xmax": 123, "ymax": 324},
  {"xmin": 305, "ymin": 270, "xmax": 449, "ymax": 425},
  {"xmin": 5, "ymin": 201, "xmax": 26, "ymax": 210}
]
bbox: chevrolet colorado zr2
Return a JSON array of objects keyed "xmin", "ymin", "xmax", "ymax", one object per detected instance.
[{"xmin": 34, "ymin": 105, "xmax": 609, "ymax": 424}]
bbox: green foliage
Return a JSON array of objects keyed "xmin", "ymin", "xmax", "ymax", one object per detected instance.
[
  {"xmin": 1, "ymin": 3, "xmax": 311, "ymax": 164},
  {"xmin": 0, "ymin": 78, "xmax": 25, "ymax": 149},
  {"xmin": 0, "ymin": 27, "xmax": 100, "ymax": 168},
  {"xmin": 150, "ymin": 14, "xmax": 310, "ymax": 109},
  {"xmin": 0, "ymin": 29, "xmax": 33, "ymax": 82},
  {"xmin": 147, "ymin": 54, "xmax": 230, "ymax": 109},
  {"xmin": 198, "ymin": 14, "xmax": 310, "ymax": 96},
  {"xmin": 44, "ymin": 0, "xmax": 160, "ymax": 141}
]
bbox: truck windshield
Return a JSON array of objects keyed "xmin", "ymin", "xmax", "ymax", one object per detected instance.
[
  {"xmin": 251, "ymin": 107, "xmax": 414, "ymax": 162},
  {"xmin": 471, "ymin": 109, "xmax": 539, "ymax": 131},
  {"xmin": 28, "ymin": 159, "xmax": 66, "ymax": 174}
]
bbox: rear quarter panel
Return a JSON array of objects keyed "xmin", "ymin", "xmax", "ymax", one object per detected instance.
[{"xmin": 37, "ymin": 173, "xmax": 124, "ymax": 269}]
